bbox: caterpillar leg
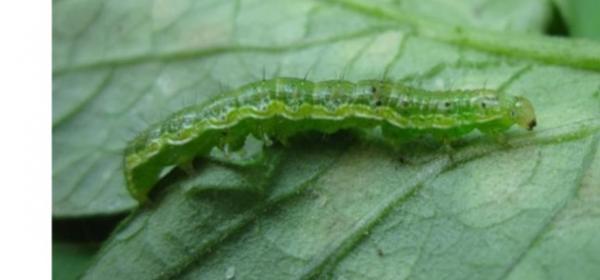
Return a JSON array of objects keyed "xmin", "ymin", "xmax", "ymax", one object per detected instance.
[
  {"xmin": 479, "ymin": 125, "xmax": 512, "ymax": 148},
  {"xmin": 483, "ymin": 130, "xmax": 511, "ymax": 148},
  {"xmin": 494, "ymin": 133, "xmax": 511, "ymax": 148},
  {"xmin": 438, "ymin": 137, "xmax": 457, "ymax": 163},
  {"xmin": 441, "ymin": 138, "xmax": 454, "ymax": 153},
  {"xmin": 272, "ymin": 134, "xmax": 288, "ymax": 147},
  {"xmin": 179, "ymin": 160, "xmax": 195, "ymax": 175},
  {"xmin": 381, "ymin": 124, "xmax": 418, "ymax": 150}
]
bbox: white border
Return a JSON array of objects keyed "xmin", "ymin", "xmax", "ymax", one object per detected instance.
[{"xmin": 0, "ymin": 1, "xmax": 51, "ymax": 278}]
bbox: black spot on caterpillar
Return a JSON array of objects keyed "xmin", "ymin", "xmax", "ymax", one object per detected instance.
[{"xmin": 125, "ymin": 77, "xmax": 536, "ymax": 201}]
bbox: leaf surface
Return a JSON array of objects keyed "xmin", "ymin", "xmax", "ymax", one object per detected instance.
[
  {"xmin": 553, "ymin": 0, "xmax": 600, "ymax": 40},
  {"xmin": 53, "ymin": 242, "xmax": 98, "ymax": 280}
]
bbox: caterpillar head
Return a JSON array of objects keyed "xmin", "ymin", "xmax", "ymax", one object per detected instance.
[{"xmin": 511, "ymin": 96, "xmax": 536, "ymax": 130}]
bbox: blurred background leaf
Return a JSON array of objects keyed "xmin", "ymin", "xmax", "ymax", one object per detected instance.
[
  {"xmin": 553, "ymin": 0, "xmax": 600, "ymax": 40},
  {"xmin": 53, "ymin": 242, "xmax": 98, "ymax": 280}
]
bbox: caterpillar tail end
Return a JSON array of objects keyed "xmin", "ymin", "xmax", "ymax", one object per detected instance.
[
  {"xmin": 126, "ymin": 176, "xmax": 149, "ymax": 203},
  {"xmin": 124, "ymin": 164, "xmax": 151, "ymax": 203}
]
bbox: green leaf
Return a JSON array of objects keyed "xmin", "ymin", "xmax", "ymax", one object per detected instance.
[
  {"xmin": 552, "ymin": 0, "xmax": 600, "ymax": 41},
  {"xmin": 53, "ymin": 242, "xmax": 99, "ymax": 280},
  {"xmin": 53, "ymin": 0, "xmax": 600, "ymax": 278}
]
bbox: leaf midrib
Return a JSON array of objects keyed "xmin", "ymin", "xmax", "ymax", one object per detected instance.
[{"xmin": 328, "ymin": 0, "xmax": 600, "ymax": 71}]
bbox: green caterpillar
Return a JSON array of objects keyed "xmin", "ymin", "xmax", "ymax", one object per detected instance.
[{"xmin": 125, "ymin": 77, "xmax": 537, "ymax": 201}]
